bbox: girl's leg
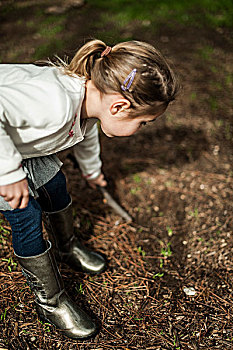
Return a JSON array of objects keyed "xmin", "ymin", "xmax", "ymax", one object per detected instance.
[
  {"xmin": 1, "ymin": 196, "xmax": 46, "ymax": 257},
  {"xmin": 37, "ymin": 170, "xmax": 106, "ymax": 274},
  {"xmin": 36, "ymin": 169, "xmax": 71, "ymax": 212},
  {"xmin": 16, "ymin": 241, "xmax": 97, "ymax": 339}
]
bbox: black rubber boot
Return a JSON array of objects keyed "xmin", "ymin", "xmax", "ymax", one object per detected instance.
[
  {"xmin": 15, "ymin": 242, "xmax": 97, "ymax": 339},
  {"xmin": 43, "ymin": 201, "xmax": 106, "ymax": 274}
]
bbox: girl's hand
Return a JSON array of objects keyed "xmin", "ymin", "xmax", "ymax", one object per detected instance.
[
  {"xmin": 0, "ymin": 178, "xmax": 29, "ymax": 209},
  {"xmin": 87, "ymin": 173, "xmax": 107, "ymax": 189}
]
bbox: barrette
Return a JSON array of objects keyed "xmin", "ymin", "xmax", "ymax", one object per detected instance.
[{"xmin": 121, "ymin": 68, "xmax": 137, "ymax": 91}]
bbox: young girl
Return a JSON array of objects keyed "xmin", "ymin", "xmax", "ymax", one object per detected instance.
[{"xmin": 0, "ymin": 39, "xmax": 178, "ymax": 339}]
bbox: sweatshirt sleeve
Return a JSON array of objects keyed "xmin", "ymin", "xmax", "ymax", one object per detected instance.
[
  {"xmin": 0, "ymin": 105, "xmax": 26, "ymax": 186},
  {"xmin": 73, "ymin": 123, "xmax": 102, "ymax": 180}
]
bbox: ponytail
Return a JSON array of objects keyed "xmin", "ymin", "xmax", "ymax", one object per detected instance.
[{"xmin": 68, "ymin": 40, "xmax": 106, "ymax": 79}]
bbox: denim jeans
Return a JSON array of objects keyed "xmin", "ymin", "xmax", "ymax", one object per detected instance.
[{"xmin": 1, "ymin": 170, "xmax": 71, "ymax": 257}]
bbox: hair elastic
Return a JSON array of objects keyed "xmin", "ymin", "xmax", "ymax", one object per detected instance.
[
  {"xmin": 101, "ymin": 46, "xmax": 112, "ymax": 57},
  {"xmin": 121, "ymin": 68, "xmax": 137, "ymax": 91}
]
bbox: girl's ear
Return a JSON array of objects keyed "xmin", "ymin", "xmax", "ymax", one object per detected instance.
[{"xmin": 110, "ymin": 99, "xmax": 131, "ymax": 116}]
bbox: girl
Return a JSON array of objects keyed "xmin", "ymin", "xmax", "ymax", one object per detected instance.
[{"xmin": 0, "ymin": 39, "xmax": 178, "ymax": 339}]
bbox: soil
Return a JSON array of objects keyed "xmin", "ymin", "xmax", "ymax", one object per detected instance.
[{"xmin": 0, "ymin": 1, "xmax": 232, "ymax": 349}]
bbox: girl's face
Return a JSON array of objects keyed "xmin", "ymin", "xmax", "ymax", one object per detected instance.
[
  {"xmin": 99, "ymin": 113, "xmax": 162, "ymax": 138},
  {"xmin": 84, "ymin": 83, "xmax": 164, "ymax": 137}
]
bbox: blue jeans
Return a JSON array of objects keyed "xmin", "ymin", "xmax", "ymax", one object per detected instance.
[{"xmin": 1, "ymin": 170, "xmax": 70, "ymax": 257}]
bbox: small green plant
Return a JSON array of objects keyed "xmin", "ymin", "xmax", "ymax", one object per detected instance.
[
  {"xmin": 2, "ymin": 257, "xmax": 17, "ymax": 272},
  {"xmin": 1, "ymin": 308, "xmax": 7, "ymax": 321},
  {"xmin": 166, "ymin": 226, "xmax": 173, "ymax": 236},
  {"xmin": 153, "ymin": 272, "xmax": 164, "ymax": 278},
  {"xmin": 43, "ymin": 322, "xmax": 51, "ymax": 332},
  {"xmin": 0, "ymin": 219, "xmax": 10, "ymax": 235},
  {"xmin": 130, "ymin": 187, "xmax": 140, "ymax": 195},
  {"xmin": 137, "ymin": 246, "xmax": 146, "ymax": 257},
  {"xmin": 190, "ymin": 92, "xmax": 197, "ymax": 100},
  {"xmin": 133, "ymin": 174, "xmax": 141, "ymax": 184},
  {"xmin": 173, "ymin": 334, "xmax": 181, "ymax": 349},
  {"xmin": 153, "ymin": 242, "xmax": 172, "ymax": 279},
  {"xmin": 75, "ymin": 283, "xmax": 84, "ymax": 294},
  {"xmin": 161, "ymin": 242, "xmax": 172, "ymax": 258},
  {"xmin": 189, "ymin": 208, "xmax": 199, "ymax": 219},
  {"xmin": 160, "ymin": 258, "xmax": 163, "ymax": 268}
]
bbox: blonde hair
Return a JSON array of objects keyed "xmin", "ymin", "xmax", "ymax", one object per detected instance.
[{"xmin": 59, "ymin": 39, "xmax": 179, "ymax": 118}]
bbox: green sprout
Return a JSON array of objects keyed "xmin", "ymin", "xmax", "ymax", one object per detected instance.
[
  {"xmin": 2, "ymin": 257, "xmax": 17, "ymax": 272},
  {"xmin": 137, "ymin": 246, "xmax": 146, "ymax": 257},
  {"xmin": 133, "ymin": 174, "xmax": 141, "ymax": 184},
  {"xmin": 1, "ymin": 308, "xmax": 7, "ymax": 321},
  {"xmin": 189, "ymin": 208, "xmax": 199, "ymax": 219},
  {"xmin": 0, "ymin": 219, "xmax": 10, "ymax": 235},
  {"xmin": 161, "ymin": 242, "xmax": 172, "ymax": 258},
  {"xmin": 130, "ymin": 187, "xmax": 140, "ymax": 195},
  {"xmin": 190, "ymin": 92, "xmax": 197, "ymax": 100},
  {"xmin": 160, "ymin": 259, "xmax": 164, "ymax": 268},
  {"xmin": 153, "ymin": 272, "xmax": 164, "ymax": 278},
  {"xmin": 167, "ymin": 226, "xmax": 173, "ymax": 237},
  {"xmin": 75, "ymin": 283, "xmax": 84, "ymax": 294}
]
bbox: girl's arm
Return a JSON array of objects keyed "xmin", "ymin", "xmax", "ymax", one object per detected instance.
[
  {"xmin": 0, "ymin": 104, "xmax": 28, "ymax": 209},
  {"xmin": 0, "ymin": 118, "xmax": 26, "ymax": 187},
  {"xmin": 73, "ymin": 123, "xmax": 103, "ymax": 182}
]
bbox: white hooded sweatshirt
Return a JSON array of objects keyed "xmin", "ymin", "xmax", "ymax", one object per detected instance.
[{"xmin": 0, "ymin": 64, "xmax": 102, "ymax": 186}]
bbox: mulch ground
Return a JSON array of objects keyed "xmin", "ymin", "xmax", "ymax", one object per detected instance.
[{"xmin": 0, "ymin": 1, "xmax": 233, "ymax": 349}]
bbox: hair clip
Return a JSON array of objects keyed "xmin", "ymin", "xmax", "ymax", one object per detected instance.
[
  {"xmin": 121, "ymin": 68, "xmax": 137, "ymax": 91},
  {"xmin": 101, "ymin": 46, "xmax": 112, "ymax": 58}
]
